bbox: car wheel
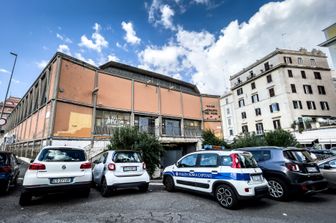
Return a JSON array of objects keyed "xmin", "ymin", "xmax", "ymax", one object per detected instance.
[
  {"xmin": 139, "ymin": 183, "xmax": 149, "ymax": 192},
  {"xmin": 100, "ymin": 178, "xmax": 110, "ymax": 197},
  {"xmin": 215, "ymin": 184, "xmax": 238, "ymax": 209},
  {"xmin": 164, "ymin": 176, "xmax": 175, "ymax": 192},
  {"xmin": 268, "ymin": 178, "xmax": 289, "ymax": 201},
  {"xmin": 19, "ymin": 192, "xmax": 32, "ymax": 206}
]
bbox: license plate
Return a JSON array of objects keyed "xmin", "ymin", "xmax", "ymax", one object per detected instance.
[
  {"xmin": 123, "ymin": 166, "xmax": 137, "ymax": 172},
  {"xmin": 307, "ymin": 167, "xmax": 318, "ymax": 173},
  {"xmin": 51, "ymin": 178, "xmax": 72, "ymax": 184},
  {"xmin": 251, "ymin": 175, "xmax": 262, "ymax": 182}
]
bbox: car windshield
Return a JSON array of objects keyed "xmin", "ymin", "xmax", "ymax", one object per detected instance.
[
  {"xmin": 113, "ymin": 151, "xmax": 142, "ymax": 163},
  {"xmin": 38, "ymin": 148, "xmax": 86, "ymax": 162},
  {"xmin": 0, "ymin": 153, "xmax": 9, "ymax": 166},
  {"xmin": 238, "ymin": 153, "xmax": 258, "ymax": 168},
  {"xmin": 283, "ymin": 150, "xmax": 314, "ymax": 163}
]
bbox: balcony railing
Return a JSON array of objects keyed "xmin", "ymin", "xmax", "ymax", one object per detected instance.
[
  {"xmin": 162, "ymin": 126, "xmax": 181, "ymax": 137},
  {"xmin": 184, "ymin": 127, "xmax": 202, "ymax": 137}
]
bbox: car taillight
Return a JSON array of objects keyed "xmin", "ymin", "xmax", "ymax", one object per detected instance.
[
  {"xmin": 80, "ymin": 162, "xmax": 92, "ymax": 169},
  {"xmin": 29, "ymin": 163, "xmax": 46, "ymax": 170},
  {"xmin": 143, "ymin": 162, "xmax": 146, "ymax": 170},
  {"xmin": 230, "ymin": 153, "xmax": 241, "ymax": 168},
  {"xmin": 0, "ymin": 166, "xmax": 12, "ymax": 173},
  {"xmin": 285, "ymin": 163, "xmax": 300, "ymax": 172},
  {"xmin": 108, "ymin": 163, "xmax": 116, "ymax": 171}
]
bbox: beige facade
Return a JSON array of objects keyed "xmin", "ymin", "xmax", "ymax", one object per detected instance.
[
  {"xmin": 221, "ymin": 48, "xmax": 336, "ymax": 141},
  {"xmin": 1, "ymin": 53, "xmax": 222, "ymax": 166}
]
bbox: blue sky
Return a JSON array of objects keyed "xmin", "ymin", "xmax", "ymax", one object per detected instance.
[{"xmin": 0, "ymin": 0, "xmax": 335, "ymax": 101}]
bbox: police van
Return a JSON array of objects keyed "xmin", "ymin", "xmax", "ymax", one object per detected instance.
[{"xmin": 162, "ymin": 150, "xmax": 269, "ymax": 209}]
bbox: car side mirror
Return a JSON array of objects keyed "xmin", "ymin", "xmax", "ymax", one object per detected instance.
[
  {"xmin": 324, "ymin": 164, "xmax": 332, "ymax": 169},
  {"xmin": 30, "ymin": 159, "xmax": 34, "ymax": 163},
  {"xmin": 176, "ymin": 162, "xmax": 181, "ymax": 168}
]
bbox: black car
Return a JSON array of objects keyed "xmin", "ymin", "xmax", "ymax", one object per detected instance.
[
  {"xmin": 0, "ymin": 151, "xmax": 20, "ymax": 193},
  {"xmin": 237, "ymin": 147, "xmax": 328, "ymax": 201}
]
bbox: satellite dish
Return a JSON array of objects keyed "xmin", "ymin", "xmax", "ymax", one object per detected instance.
[{"xmin": 0, "ymin": 118, "xmax": 7, "ymax": 126}]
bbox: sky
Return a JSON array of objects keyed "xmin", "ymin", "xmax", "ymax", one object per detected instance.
[{"xmin": 0, "ymin": 0, "xmax": 335, "ymax": 101}]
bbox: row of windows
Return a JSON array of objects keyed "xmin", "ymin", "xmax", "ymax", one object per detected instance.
[
  {"xmin": 241, "ymin": 119, "xmax": 281, "ymax": 134},
  {"xmin": 238, "ymin": 87, "xmax": 276, "ymax": 108},
  {"xmin": 284, "ymin": 56, "xmax": 316, "ymax": 66},
  {"xmin": 288, "ymin": 70, "xmax": 322, "ymax": 79},
  {"xmin": 241, "ymin": 103, "xmax": 280, "ymax": 119},
  {"xmin": 290, "ymin": 84, "xmax": 326, "ymax": 95},
  {"xmin": 292, "ymin": 100, "xmax": 330, "ymax": 110}
]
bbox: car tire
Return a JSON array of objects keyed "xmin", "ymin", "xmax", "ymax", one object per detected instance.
[
  {"xmin": 164, "ymin": 176, "xmax": 175, "ymax": 192},
  {"xmin": 215, "ymin": 184, "xmax": 238, "ymax": 209},
  {"xmin": 268, "ymin": 178, "xmax": 289, "ymax": 201},
  {"xmin": 19, "ymin": 192, "xmax": 32, "ymax": 206},
  {"xmin": 100, "ymin": 178, "xmax": 110, "ymax": 197},
  {"xmin": 139, "ymin": 183, "xmax": 149, "ymax": 192}
]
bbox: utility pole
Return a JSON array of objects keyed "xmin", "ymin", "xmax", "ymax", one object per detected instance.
[{"xmin": 0, "ymin": 52, "xmax": 18, "ymax": 120}]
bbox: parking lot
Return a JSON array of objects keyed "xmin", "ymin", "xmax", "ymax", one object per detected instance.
[{"xmin": 0, "ymin": 161, "xmax": 336, "ymax": 223}]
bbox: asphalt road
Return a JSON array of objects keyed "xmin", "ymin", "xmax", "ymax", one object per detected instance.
[{"xmin": 1, "ymin": 162, "xmax": 336, "ymax": 223}]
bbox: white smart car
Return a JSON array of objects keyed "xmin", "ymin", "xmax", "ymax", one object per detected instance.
[
  {"xmin": 92, "ymin": 150, "xmax": 150, "ymax": 197},
  {"xmin": 163, "ymin": 150, "xmax": 269, "ymax": 209},
  {"xmin": 19, "ymin": 146, "xmax": 92, "ymax": 206}
]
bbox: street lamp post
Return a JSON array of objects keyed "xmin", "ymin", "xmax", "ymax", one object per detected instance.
[{"xmin": 0, "ymin": 52, "xmax": 18, "ymax": 120}]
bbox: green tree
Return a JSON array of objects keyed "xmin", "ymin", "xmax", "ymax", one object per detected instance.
[
  {"xmin": 231, "ymin": 132, "xmax": 266, "ymax": 149},
  {"xmin": 108, "ymin": 127, "xmax": 164, "ymax": 177},
  {"xmin": 264, "ymin": 129, "xmax": 298, "ymax": 147},
  {"xmin": 202, "ymin": 129, "xmax": 228, "ymax": 148}
]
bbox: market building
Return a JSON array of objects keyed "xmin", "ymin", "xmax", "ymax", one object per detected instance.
[{"xmin": 1, "ymin": 52, "xmax": 222, "ymax": 167}]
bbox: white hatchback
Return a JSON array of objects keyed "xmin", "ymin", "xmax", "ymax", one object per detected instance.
[
  {"xmin": 163, "ymin": 150, "xmax": 269, "ymax": 209},
  {"xmin": 92, "ymin": 150, "xmax": 150, "ymax": 197},
  {"xmin": 19, "ymin": 146, "xmax": 92, "ymax": 206}
]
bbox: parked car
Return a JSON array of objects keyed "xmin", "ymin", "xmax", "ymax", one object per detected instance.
[
  {"xmin": 330, "ymin": 148, "xmax": 336, "ymax": 156},
  {"xmin": 92, "ymin": 150, "xmax": 150, "ymax": 197},
  {"xmin": 317, "ymin": 156, "xmax": 336, "ymax": 189},
  {"xmin": 237, "ymin": 147, "xmax": 328, "ymax": 201},
  {"xmin": 308, "ymin": 149, "xmax": 334, "ymax": 161},
  {"xmin": 0, "ymin": 151, "xmax": 20, "ymax": 193},
  {"xmin": 162, "ymin": 150, "xmax": 269, "ymax": 209},
  {"xmin": 19, "ymin": 146, "xmax": 92, "ymax": 206}
]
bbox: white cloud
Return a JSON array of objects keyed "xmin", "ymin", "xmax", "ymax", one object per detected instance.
[
  {"xmin": 160, "ymin": 5, "xmax": 175, "ymax": 30},
  {"xmin": 42, "ymin": 46, "xmax": 49, "ymax": 50},
  {"xmin": 36, "ymin": 60, "xmax": 48, "ymax": 69},
  {"xmin": 146, "ymin": 1, "xmax": 176, "ymax": 30},
  {"xmin": 0, "ymin": 68, "xmax": 10, "ymax": 74},
  {"xmin": 57, "ymin": 44, "xmax": 71, "ymax": 55},
  {"xmin": 193, "ymin": 0, "xmax": 209, "ymax": 4},
  {"xmin": 121, "ymin": 21, "xmax": 141, "ymax": 45},
  {"xmin": 107, "ymin": 54, "xmax": 120, "ymax": 62},
  {"xmin": 56, "ymin": 33, "xmax": 72, "ymax": 43},
  {"xmin": 74, "ymin": 53, "xmax": 97, "ymax": 66},
  {"xmin": 139, "ymin": 0, "xmax": 336, "ymax": 95},
  {"xmin": 79, "ymin": 23, "xmax": 108, "ymax": 52}
]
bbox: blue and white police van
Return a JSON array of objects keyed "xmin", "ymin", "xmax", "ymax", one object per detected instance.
[{"xmin": 162, "ymin": 150, "xmax": 269, "ymax": 209}]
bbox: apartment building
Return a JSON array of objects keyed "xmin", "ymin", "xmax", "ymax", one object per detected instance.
[
  {"xmin": 319, "ymin": 22, "xmax": 336, "ymax": 68},
  {"xmin": 221, "ymin": 48, "xmax": 336, "ymax": 143},
  {"xmin": 1, "ymin": 52, "xmax": 222, "ymax": 167},
  {"xmin": 220, "ymin": 92, "xmax": 237, "ymax": 143}
]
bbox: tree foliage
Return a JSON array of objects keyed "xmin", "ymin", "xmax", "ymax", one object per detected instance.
[
  {"xmin": 202, "ymin": 129, "xmax": 228, "ymax": 148},
  {"xmin": 108, "ymin": 127, "xmax": 164, "ymax": 177},
  {"xmin": 264, "ymin": 129, "xmax": 298, "ymax": 147},
  {"xmin": 231, "ymin": 132, "xmax": 266, "ymax": 149},
  {"xmin": 231, "ymin": 129, "xmax": 299, "ymax": 149}
]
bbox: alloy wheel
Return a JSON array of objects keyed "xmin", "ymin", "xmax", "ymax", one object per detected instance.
[
  {"xmin": 268, "ymin": 180, "xmax": 284, "ymax": 198},
  {"xmin": 216, "ymin": 187, "xmax": 233, "ymax": 207}
]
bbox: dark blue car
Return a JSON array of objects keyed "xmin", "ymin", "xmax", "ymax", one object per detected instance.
[{"xmin": 0, "ymin": 152, "xmax": 20, "ymax": 193}]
